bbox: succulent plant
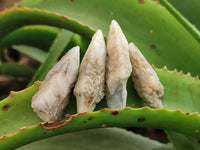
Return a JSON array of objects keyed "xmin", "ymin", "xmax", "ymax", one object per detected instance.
[{"xmin": 0, "ymin": 0, "xmax": 200, "ymax": 149}]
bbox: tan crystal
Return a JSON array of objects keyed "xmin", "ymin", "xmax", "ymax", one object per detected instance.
[{"xmin": 129, "ymin": 43, "xmax": 163, "ymax": 109}]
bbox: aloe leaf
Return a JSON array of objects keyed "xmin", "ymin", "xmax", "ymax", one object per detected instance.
[
  {"xmin": 0, "ymin": 25, "xmax": 59, "ymax": 51},
  {"xmin": 0, "ymin": 81, "xmax": 42, "ymax": 137},
  {"xmin": 159, "ymin": 0, "xmax": 200, "ymax": 42},
  {"xmin": 156, "ymin": 1, "xmax": 200, "ymax": 146},
  {"xmin": 167, "ymin": 131, "xmax": 198, "ymax": 150},
  {"xmin": 0, "ymin": 68, "xmax": 200, "ymax": 135},
  {"xmin": 17, "ymin": 128, "xmax": 174, "ymax": 150},
  {"xmin": 12, "ymin": 45, "xmax": 46, "ymax": 63},
  {"xmin": 0, "ymin": 25, "xmax": 59, "ymax": 62},
  {"xmin": 167, "ymin": 0, "xmax": 200, "ymax": 30},
  {"xmin": 0, "ymin": 62, "xmax": 35, "ymax": 78},
  {"xmin": 0, "ymin": 8, "xmax": 96, "ymax": 41},
  {"xmin": 156, "ymin": 68, "xmax": 200, "ymax": 113},
  {"xmin": 154, "ymin": 2, "xmax": 199, "ymax": 147},
  {"xmin": 16, "ymin": 0, "xmax": 200, "ymax": 76},
  {"xmin": 156, "ymin": 68, "xmax": 200, "ymax": 149},
  {"xmin": 1, "ymin": 106, "xmax": 200, "ymax": 149},
  {"xmin": 62, "ymin": 34, "xmax": 91, "ymax": 60},
  {"xmin": 1, "ymin": 68, "xmax": 200, "ymax": 148},
  {"xmin": 28, "ymin": 30, "xmax": 73, "ymax": 86}
]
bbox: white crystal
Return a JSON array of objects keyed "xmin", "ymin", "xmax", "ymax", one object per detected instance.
[
  {"xmin": 31, "ymin": 46, "xmax": 80, "ymax": 122},
  {"xmin": 106, "ymin": 20, "xmax": 132, "ymax": 109},
  {"xmin": 74, "ymin": 30, "xmax": 106, "ymax": 113}
]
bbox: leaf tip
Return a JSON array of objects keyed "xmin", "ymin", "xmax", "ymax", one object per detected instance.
[
  {"xmin": 34, "ymin": 81, "xmax": 42, "ymax": 85},
  {"xmin": 8, "ymin": 91, "xmax": 15, "ymax": 97},
  {"xmin": 186, "ymin": 72, "xmax": 192, "ymax": 77},
  {"xmin": 195, "ymin": 75, "xmax": 199, "ymax": 80},
  {"xmin": 151, "ymin": 64, "xmax": 156, "ymax": 68},
  {"xmin": 143, "ymin": 106, "xmax": 150, "ymax": 109},
  {"xmin": 99, "ymin": 108, "xmax": 110, "ymax": 112},
  {"xmin": 162, "ymin": 66, "xmax": 168, "ymax": 70}
]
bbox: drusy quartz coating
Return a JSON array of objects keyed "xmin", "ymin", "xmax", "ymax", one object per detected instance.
[
  {"xmin": 74, "ymin": 30, "xmax": 106, "ymax": 113},
  {"xmin": 106, "ymin": 20, "xmax": 132, "ymax": 109},
  {"xmin": 31, "ymin": 46, "xmax": 80, "ymax": 122},
  {"xmin": 129, "ymin": 43, "xmax": 164, "ymax": 109}
]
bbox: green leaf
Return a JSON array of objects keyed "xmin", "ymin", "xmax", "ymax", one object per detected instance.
[
  {"xmin": 156, "ymin": 68, "xmax": 200, "ymax": 113},
  {"xmin": 12, "ymin": 45, "xmax": 47, "ymax": 63},
  {"xmin": 167, "ymin": 0, "xmax": 200, "ymax": 30},
  {"xmin": 1, "ymin": 106, "xmax": 200, "ymax": 149},
  {"xmin": 59, "ymin": 34, "xmax": 91, "ymax": 61},
  {"xmin": 159, "ymin": 0, "xmax": 200, "ymax": 42},
  {"xmin": 0, "ymin": 8, "xmax": 96, "ymax": 41},
  {"xmin": 0, "ymin": 25, "xmax": 59, "ymax": 51},
  {"xmin": 0, "ymin": 25, "xmax": 59, "ymax": 62},
  {"xmin": 17, "ymin": 128, "xmax": 174, "ymax": 150},
  {"xmin": 0, "ymin": 82, "xmax": 42, "ymax": 137},
  {"xmin": 156, "ymin": 68, "xmax": 200, "ymax": 149},
  {"xmin": 0, "ymin": 62, "xmax": 35, "ymax": 78},
  {"xmin": 167, "ymin": 131, "xmax": 197, "ymax": 150},
  {"xmin": 153, "ymin": 2, "xmax": 200, "ymax": 147},
  {"xmin": 1, "ymin": 68, "xmax": 200, "ymax": 148},
  {"xmin": 28, "ymin": 30, "xmax": 73, "ymax": 85},
  {"xmin": 16, "ymin": 0, "xmax": 200, "ymax": 76}
]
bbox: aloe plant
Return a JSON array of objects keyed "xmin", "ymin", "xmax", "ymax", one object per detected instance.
[{"xmin": 0, "ymin": 0, "xmax": 200, "ymax": 149}]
